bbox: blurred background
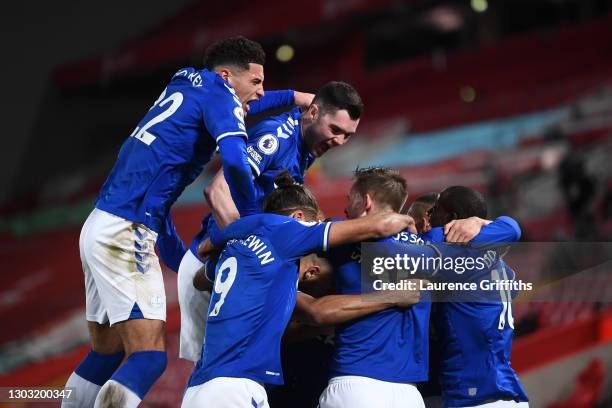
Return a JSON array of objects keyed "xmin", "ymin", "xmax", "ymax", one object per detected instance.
[{"xmin": 1, "ymin": 0, "xmax": 611, "ymax": 406}]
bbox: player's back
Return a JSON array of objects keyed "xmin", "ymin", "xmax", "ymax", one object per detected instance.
[
  {"xmin": 96, "ymin": 68, "xmax": 244, "ymax": 232},
  {"xmin": 246, "ymin": 107, "xmax": 314, "ymax": 194},
  {"xmin": 329, "ymin": 236, "xmax": 431, "ymax": 383},
  {"xmin": 188, "ymin": 213, "xmax": 331, "ymax": 387},
  {"xmin": 433, "ymin": 260, "xmax": 528, "ymax": 407}
]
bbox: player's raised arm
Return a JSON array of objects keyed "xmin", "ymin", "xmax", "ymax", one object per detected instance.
[
  {"xmin": 247, "ymin": 90, "xmax": 314, "ymax": 114},
  {"xmin": 442, "ymin": 216, "xmax": 521, "ymax": 243},
  {"xmin": 294, "ymin": 281, "xmax": 423, "ymax": 326},
  {"xmin": 328, "ymin": 211, "xmax": 416, "ymax": 247},
  {"xmin": 204, "ymin": 169, "xmax": 240, "ymax": 229}
]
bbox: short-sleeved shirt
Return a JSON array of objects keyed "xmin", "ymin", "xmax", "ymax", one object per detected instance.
[
  {"xmin": 96, "ymin": 68, "xmax": 247, "ymax": 233},
  {"xmin": 187, "ymin": 214, "xmax": 332, "ymax": 387}
]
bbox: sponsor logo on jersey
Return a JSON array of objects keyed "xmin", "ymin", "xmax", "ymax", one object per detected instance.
[
  {"xmin": 257, "ymin": 134, "xmax": 279, "ymax": 155},
  {"xmin": 247, "ymin": 146, "xmax": 262, "ymax": 164}
]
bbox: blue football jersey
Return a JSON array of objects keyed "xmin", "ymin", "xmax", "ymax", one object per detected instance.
[
  {"xmin": 327, "ymin": 217, "xmax": 522, "ymax": 385},
  {"xmin": 187, "ymin": 214, "xmax": 332, "ymax": 387},
  {"xmin": 381, "ymin": 230, "xmax": 528, "ymax": 407},
  {"xmin": 419, "ymin": 218, "xmax": 527, "ymax": 407},
  {"xmin": 328, "ymin": 234, "xmax": 432, "ymax": 383},
  {"xmin": 188, "ymin": 107, "xmax": 315, "ymax": 256},
  {"xmin": 96, "ymin": 68, "xmax": 248, "ymax": 233}
]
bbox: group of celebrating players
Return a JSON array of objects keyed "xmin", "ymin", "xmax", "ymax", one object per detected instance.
[{"xmin": 61, "ymin": 36, "xmax": 531, "ymax": 408}]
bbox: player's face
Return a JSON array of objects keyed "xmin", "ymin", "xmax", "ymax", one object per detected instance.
[
  {"xmin": 428, "ymin": 199, "xmax": 450, "ymax": 228},
  {"xmin": 227, "ymin": 63, "xmax": 265, "ymax": 114},
  {"xmin": 344, "ymin": 187, "xmax": 366, "ymax": 219},
  {"xmin": 304, "ymin": 107, "xmax": 359, "ymax": 157}
]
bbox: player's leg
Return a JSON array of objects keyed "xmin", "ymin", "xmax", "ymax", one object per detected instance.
[
  {"xmin": 318, "ymin": 376, "xmax": 393, "ymax": 408},
  {"xmin": 78, "ymin": 210, "xmax": 167, "ymax": 407},
  {"xmin": 177, "ymin": 249, "xmax": 211, "ymax": 362},
  {"xmin": 95, "ymin": 319, "xmax": 167, "ymax": 408},
  {"xmin": 182, "ymin": 377, "xmax": 269, "ymax": 408},
  {"xmin": 63, "ymin": 211, "xmax": 126, "ymax": 407}
]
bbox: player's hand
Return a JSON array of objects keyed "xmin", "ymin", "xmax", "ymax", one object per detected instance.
[
  {"xmin": 193, "ymin": 266, "xmax": 213, "ymax": 291},
  {"xmin": 444, "ymin": 217, "xmax": 491, "ymax": 243},
  {"xmin": 391, "ymin": 279, "xmax": 424, "ymax": 307},
  {"xmin": 197, "ymin": 238, "xmax": 220, "ymax": 260},
  {"xmin": 375, "ymin": 212, "xmax": 417, "ymax": 236},
  {"xmin": 294, "ymin": 91, "xmax": 315, "ymax": 108}
]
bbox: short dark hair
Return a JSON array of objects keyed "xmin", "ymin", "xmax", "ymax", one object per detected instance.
[
  {"xmin": 352, "ymin": 167, "xmax": 407, "ymax": 212},
  {"xmin": 438, "ymin": 186, "xmax": 487, "ymax": 219},
  {"xmin": 312, "ymin": 81, "xmax": 363, "ymax": 120},
  {"xmin": 263, "ymin": 172, "xmax": 321, "ymax": 220},
  {"xmin": 203, "ymin": 36, "xmax": 266, "ymax": 71}
]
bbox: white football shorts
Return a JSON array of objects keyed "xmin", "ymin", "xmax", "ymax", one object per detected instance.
[
  {"xmin": 178, "ymin": 249, "xmax": 211, "ymax": 362},
  {"xmin": 79, "ymin": 208, "xmax": 166, "ymax": 325},
  {"xmin": 319, "ymin": 376, "xmax": 425, "ymax": 408},
  {"xmin": 181, "ymin": 377, "xmax": 269, "ymax": 408}
]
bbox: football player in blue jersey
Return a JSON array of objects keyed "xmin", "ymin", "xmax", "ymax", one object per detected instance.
[
  {"xmin": 182, "ymin": 174, "xmax": 419, "ymax": 408},
  {"xmin": 318, "ymin": 169, "xmax": 523, "ymax": 408},
  {"xmin": 63, "ymin": 36, "xmax": 311, "ymax": 408},
  {"xmin": 424, "ymin": 186, "xmax": 529, "ymax": 408},
  {"xmin": 174, "ymin": 81, "xmax": 364, "ymax": 362}
]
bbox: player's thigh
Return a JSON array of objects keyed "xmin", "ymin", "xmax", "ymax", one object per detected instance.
[
  {"xmin": 319, "ymin": 376, "xmax": 392, "ymax": 408},
  {"xmin": 182, "ymin": 377, "xmax": 269, "ymax": 408},
  {"xmin": 177, "ymin": 250, "xmax": 211, "ymax": 361},
  {"xmin": 83, "ymin": 209, "xmax": 167, "ymax": 325},
  {"xmin": 88, "ymin": 321, "xmax": 123, "ymax": 354},
  {"xmin": 113, "ymin": 318, "xmax": 166, "ymax": 354}
]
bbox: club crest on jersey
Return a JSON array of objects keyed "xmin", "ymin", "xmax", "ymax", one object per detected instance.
[{"xmin": 258, "ymin": 135, "xmax": 278, "ymax": 155}]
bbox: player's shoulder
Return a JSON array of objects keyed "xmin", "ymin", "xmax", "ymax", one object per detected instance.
[
  {"xmin": 169, "ymin": 68, "xmax": 236, "ymax": 97},
  {"xmin": 421, "ymin": 227, "xmax": 445, "ymax": 243},
  {"xmin": 248, "ymin": 108, "xmax": 301, "ymax": 144}
]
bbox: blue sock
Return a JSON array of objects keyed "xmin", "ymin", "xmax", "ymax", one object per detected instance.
[
  {"xmin": 110, "ymin": 351, "xmax": 167, "ymax": 400},
  {"xmin": 74, "ymin": 350, "xmax": 125, "ymax": 386}
]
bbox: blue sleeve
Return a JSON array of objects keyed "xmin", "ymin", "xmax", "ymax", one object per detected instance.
[
  {"xmin": 246, "ymin": 131, "xmax": 287, "ymax": 178},
  {"xmin": 271, "ymin": 220, "xmax": 332, "ymax": 261},
  {"xmin": 201, "ymin": 76, "xmax": 248, "ymax": 142},
  {"xmin": 217, "ymin": 136, "xmax": 260, "ymax": 216},
  {"xmin": 421, "ymin": 216, "xmax": 521, "ymax": 245},
  {"xmin": 471, "ymin": 216, "xmax": 521, "ymax": 243},
  {"xmin": 247, "ymin": 90, "xmax": 294, "ymax": 115},
  {"xmin": 156, "ymin": 213, "xmax": 187, "ymax": 273}
]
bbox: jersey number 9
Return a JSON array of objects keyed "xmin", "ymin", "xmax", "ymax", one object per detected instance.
[{"xmin": 209, "ymin": 256, "xmax": 238, "ymax": 317}]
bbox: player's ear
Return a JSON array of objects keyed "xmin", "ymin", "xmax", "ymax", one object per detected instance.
[
  {"xmin": 422, "ymin": 216, "xmax": 430, "ymax": 231},
  {"xmin": 217, "ymin": 67, "xmax": 231, "ymax": 82},
  {"xmin": 303, "ymin": 264, "xmax": 321, "ymax": 281},
  {"xmin": 308, "ymin": 103, "xmax": 319, "ymax": 120},
  {"xmin": 290, "ymin": 210, "xmax": 305, "ymax": 220},
  {"xmin": 364, "ymin": 193, "xmax": 373, "ymax": 213}
]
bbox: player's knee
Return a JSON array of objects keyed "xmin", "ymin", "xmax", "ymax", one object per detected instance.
[
  {"xmin": 111, "ymin": 351, "xmax": 167, "ymax": 400},
  {"xmin": 75, "ymin": 350, "xmax": 125, "ymax": 385}
]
